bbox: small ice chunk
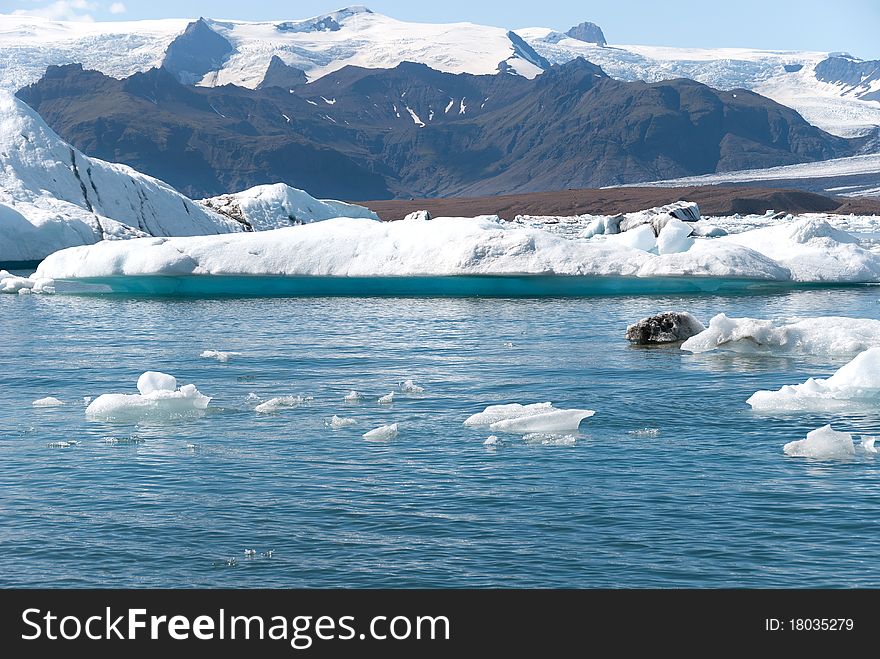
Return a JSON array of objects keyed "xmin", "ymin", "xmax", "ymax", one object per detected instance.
[
  {"xmin": 200, "ymin": 350, "xmax": 242, "ymax": 362},
  {"xmin": 254, "ymin": 395, "xmax": 312, "ymax": 413},
  {"xmin": 863, "ymin": 436, "xmax": 878, "ymax": 454},
  {"xmin": 363, "ymin": 423, "xmax": 399, "ymax": 441},
  {"xmin": 137, "ymin": 371, "xmax": 177, "ymax": 395},
  {"xmin": 47, "ymin": 441, "xmax": 75, "ymax": 448},
  {"xmin": 32, "ymin": 397, "xmax": 64, "ymax": 407},
  {"xmin": 656, "ymin": 218, "xmax": 695, "ymax": 255},
  {"xmin": 483, "ymin": 435, "xmax": 498, "ymax": 446},
  {"xmin": 783, "ymin": 425, "xmax": 855, "ymax": 459},
  {"xmin": 378, "ymin": 392, "xmax": 396, "ymax": 404},
  {"xmin": 344, "ymin": 390, "xmax": 364, "ymax": 402},
  {"xmin": 399, "ymin": 379, "xmax": 425, "ymax": 393},
  {"xmin": 490, "ymin": 409, "xmax": 595, "ymax": 434},
  {"xmin": 327, "ymin": 415, "xmax": 357, "ymax": 428},
  {"xmin": 522, "ymin": 433, "xmax": 577, "ymax": 446},
  {"xmin": 464, "ymin": 402, "xmax": 554, "ymax": 426},
  {"xmin": 244, "ymin": 549, "xmax": 256, "ymax": 557},
  {"xmin": 86, "ymin": 372, "xmax": 211, "ymax": 421}
]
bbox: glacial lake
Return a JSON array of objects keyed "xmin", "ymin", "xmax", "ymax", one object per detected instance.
[{"xmin": 2, "ymin": 287, "xmax": 879, "ymax": 588}]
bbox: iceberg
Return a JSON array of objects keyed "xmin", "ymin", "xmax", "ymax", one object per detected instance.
[
  {"xmin": 343, "ymin": 390, "xmax": 364, "ymax": 402},
  {"xmin": 363, "ymin": 423, "xmax": 399, "ymax": 441},
  {"xmin": 0, "ymin": 93, "xmax": 242, "ymax": 262},
  {"xmin": 32, "ymin": 396, "xmax": 64, "ymax": 407},
  {"xmin": 783, "ymin": 425, "xmax": 855, "ymax": 459},
  {"xmin": 489, "ymin": 409, "xmax": 595, "ymax": 433},
  {"xmin": 85, "ymin": 371, "xmax": 211, "ymax": 421},
  {"xmin": 200, "ymin": 350, "xmax": 242, "ymax": 362},
  {"xmin": 465, "ymin": 402, "xmax": 594, "ymax": 433},
  {"xmin": 326, "ymin": 415, "xmax": 357, "ymax": 429},
  {"xmin": 254, "ymin": 395, "xmax": 312, "ymax": 413},
  {"xmin": 683, "ymin": 314, "xmax": 880, "ymax": 355},
  {"xmin": 463, "ymin": 402, "xmax": 554, "ymax": 426},
  {"xmin": 656, "ymin": 218, "xmax": 695, "ymax": 255},
  {"xmin": 747, "ymin": 347, "xmax": 880, "ymax": 411},
  {"xmin": 198, "ymin": 183, "xmax": 379, "ymax": 231},
  {"xmin": 719, "ymin": 218, "xmax": 880, "ymax": 282},
  {"xmin": 399, "ymin": 379, "xmax": 425, "ymax": 393},
  {"xmin": 377, "ymin": 392, "xmax": 396, "ymax": 404}
]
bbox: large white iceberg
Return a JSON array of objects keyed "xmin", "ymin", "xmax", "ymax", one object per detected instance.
[
  {"xmin": 683, "ymin": 314, "xmax": 880, "ymax": 355},
  {"xmin": 0, "ymin": 93, "xmax": 243, "ymax": 262},
  {"xmin": 783, "ymin": 425, "xmax": 855, "ymax": 459},
  {"xmin": 34, "ymin": 215, "xmax": 792, "ymax": 281},
  {"xmin": 747, "ymin": 347, "xmax": 880, "ymax": 411},
  {"xmin": 85, "ymin": 371, "xmax": 211, "ymax": 421}
]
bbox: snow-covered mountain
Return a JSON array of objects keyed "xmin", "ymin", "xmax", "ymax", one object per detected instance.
[
  {"xmin": 1, "ymin": 7, "xmax": 878, "ymax": 139},
  {"xmin": 198, "ymin": 183, "xmax": 379, "ymax": 231},
  {"xmin": 0, "ymin": 92, "xmax": 244, "ymax": 262},
  {"xmin": 518, "ymin": 29, "xmax": 880, "ymax": 138}
]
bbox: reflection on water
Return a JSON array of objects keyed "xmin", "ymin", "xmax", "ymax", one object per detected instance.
[{"xmin": 1, "ymin": 287, "xmax": 879, "ymax": 587}]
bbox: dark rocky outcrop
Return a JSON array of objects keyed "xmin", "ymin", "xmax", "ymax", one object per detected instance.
[
  {"xmin": 18, "ymin": 58, "xmax": 858, "ymax": 199},
  {"xmin": 257, "ymin": 56, "xmax": 308, "ymax": 90},
  {"xmin": 566, "ymin": 22, "xmax": 607, "ymax": 46},
  {"xmin": 161, "ymin": 18, "xmax": 235, "ymax": 85},
  {"xmin": 814, "ymin": 56, "xmax": 880, "ymax": 101},
  {"xmin": 625, "ymin": 312, "xmax": 706, "ymax": 345}
]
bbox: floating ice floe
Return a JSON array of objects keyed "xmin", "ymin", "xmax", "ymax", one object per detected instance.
[
  {"xmin": 464, "ymin": 402, "xmax": 594, "ymax": 433},
  {"xmin": 32, "ymin": 396, "xmax": 64, "ymax": 407},
  {"xmin": 748, "ymin": 347, "xmax": 880, "ymax": 411},
  {"xmin": 682, "ymin": 314, "xmax": 880, "ymax": 355},
  {"xmin": 783, "ymin": 425, "xmax": 855, "ymax": 459},
  {"xmin": 47, "ymin": 441, "xmax": 77, "ymax": 448},
  {"xmin": 326, "ymin": 415, "xmax": 357, "ymax": 429},
  {"xmin": 464, "ymin": 402, "xmax": 554, "ymax": 426},
  {"xmin": 254, "ymin": 395, "xmax": 312, "ymax": 413},
  {"xmin": 399, "ymin": 379, "xmax": 425, "ymax": 393},
  {"xmin": 363, "ymin": 423, "xmax": 399, "ymax": 441},
  {"xmin": 85, "ymin": 371, "xmax": 211, "ymax": 421},
  {"xmin": 483, "ymin": 435, "xmax": 499, "ymax": 446},
  {"xmin": 200, "ymin": 350, "xmax": 242, "ymax": 362},
  {"xmin": 522, "ymin": 433, "xmax": 577, "ymax": 446},
  {"xmin": 1, "ymin": 271, "xmax": 54, "ymax": 294},
  {"xmin": 377, "ymin": 392, "xmax": 396, "ymax": 404},
  {"xmin": 344, "ymin": 390, "xmax": 364, "ymax": 402}
]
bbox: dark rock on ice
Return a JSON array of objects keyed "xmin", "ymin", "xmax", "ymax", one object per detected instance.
[
  {"xmin": 565, "ymin": 22, "xmax": 607, "ymax": 46},
  {"xmin": 625, "ymin": 312, "xmax": 706, "ymax": 345}
]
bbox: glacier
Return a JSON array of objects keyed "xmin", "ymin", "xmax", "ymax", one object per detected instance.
[{"xmin": 0, "ymin": 9, "xmax": 878, "ymax": 138}]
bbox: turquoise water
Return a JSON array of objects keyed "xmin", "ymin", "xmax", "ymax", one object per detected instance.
[{"xmin": 2, "ymin": 288, "xmax": 880, "ymax": 587}]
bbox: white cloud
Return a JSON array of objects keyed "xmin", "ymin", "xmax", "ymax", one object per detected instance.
[
  {"xmin": 12, "ymin": 1, "xmax": 98, "ymax": 22},
  {"xmin": 109, "ymin": 2, "xmax": 126, "ymax": 14}
]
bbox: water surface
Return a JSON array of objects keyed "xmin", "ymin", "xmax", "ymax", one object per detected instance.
[{"xmin": 1, "ymin": 288, "xmax": 879, "ymax": 587}]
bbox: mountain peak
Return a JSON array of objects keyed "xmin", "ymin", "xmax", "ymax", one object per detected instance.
[{"xmin": 565, "ymin": 21, "xmax": 606, "ymax": 46}]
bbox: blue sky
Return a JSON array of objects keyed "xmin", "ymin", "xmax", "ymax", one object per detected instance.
[{"xmin": 3, "ymin": 0, "xmax": 879, "ymax": 58}]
